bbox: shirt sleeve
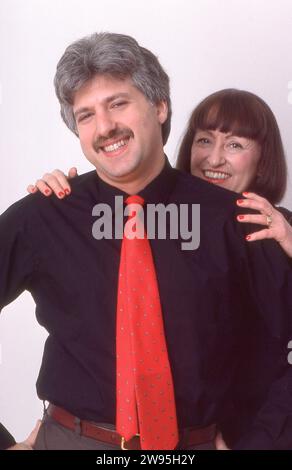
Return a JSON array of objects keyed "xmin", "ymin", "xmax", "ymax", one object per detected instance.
[
  {"xmin": 0, "ymin": 200, "xmax": 36, "ymax": 312},
  {"xmin": 278, "ymin": 206, "xmax": 292, "ymax": 226},
  {"xmin": 231, "ymin": 218, "xmax": 292, "ymax": 449},
  {"xmin": 0, "ymin": 422, "xmax": 16, "ymax": 449}
]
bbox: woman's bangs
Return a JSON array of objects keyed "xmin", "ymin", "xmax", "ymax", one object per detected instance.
[{"xmin": 194, "ymin": 100, "xmax": 267, "ymax": 141}]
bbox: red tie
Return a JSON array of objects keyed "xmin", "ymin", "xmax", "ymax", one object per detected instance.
[{"xmin": 116, "ymin": 195, "xmax": 179, "ymax": 450}]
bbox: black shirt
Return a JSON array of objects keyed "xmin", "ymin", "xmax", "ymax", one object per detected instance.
[
  {"xmin": 0, "ymin": 423, "xmax": 15, "ymax": 449},
  {"xmin": 1, "ymin": 159, "xmax": 292, "ymax": 449}
]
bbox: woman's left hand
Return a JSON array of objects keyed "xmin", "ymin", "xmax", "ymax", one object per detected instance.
[{"xmin": 236, "ymin": 192, "xmax": 292, "ymax": 258}]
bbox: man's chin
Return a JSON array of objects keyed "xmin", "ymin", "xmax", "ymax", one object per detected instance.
[{"xmin": 95, "ymin": 163, "xmax": 141, "ymax": 184}]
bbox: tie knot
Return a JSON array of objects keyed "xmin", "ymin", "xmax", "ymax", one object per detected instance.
[{"xmin": 125, "ymin": 195, "xmax": 145, "ymax": 207}]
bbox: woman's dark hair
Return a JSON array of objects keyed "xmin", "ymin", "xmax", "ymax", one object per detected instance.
[{"xmin": 176, "ymin": 89, "xmax": 287, "ymax": 203}]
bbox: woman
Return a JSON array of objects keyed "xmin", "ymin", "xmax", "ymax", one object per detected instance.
[
  {"xmin": 28, "ymin": 89, "xmax": 292, "ymax": 256},
  {"xmin": 176, "ymin": 88, "xmax": 292, "ymax": 256},
  {"xmin": 176, "ymin": 89, "xmax": 292, "ymax": 448}
]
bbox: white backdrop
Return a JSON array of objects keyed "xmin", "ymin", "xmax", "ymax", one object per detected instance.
[{"xmin": 0, "ymin": 0, "xmax": 292, "ymax": 441}]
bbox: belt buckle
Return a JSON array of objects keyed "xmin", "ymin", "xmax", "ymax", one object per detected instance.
[{"xmin": 121, "ymin": 434, "xmax": 140, "ymax": 450}]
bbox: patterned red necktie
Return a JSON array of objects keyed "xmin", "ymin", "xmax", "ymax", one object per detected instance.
[{"xmin": 116, "ymin": 195, "xmax": 179, "ymax": 450}]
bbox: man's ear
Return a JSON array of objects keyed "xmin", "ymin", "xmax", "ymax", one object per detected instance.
[{"xmin": 156, "ymin": 100, "xmax": 168, "ymax": 125}]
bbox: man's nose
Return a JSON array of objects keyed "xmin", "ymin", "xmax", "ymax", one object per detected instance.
[
  {"xmin": 207, "ymin": 144, "xmax": 226, "ymax": 167},
  {"xmin": 95, "ymin": 110, "xmax": 116, "ymax": 138}
]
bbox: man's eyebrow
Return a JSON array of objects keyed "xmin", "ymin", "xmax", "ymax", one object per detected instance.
[
  {"xmin": 104, "ymin": 92, "xmax": 131, "ymax": 103},
  {"xmin": 74, "ymin": 93, "xmax": 131, "ymax": 119}
]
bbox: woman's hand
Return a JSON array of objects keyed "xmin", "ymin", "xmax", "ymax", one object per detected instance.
[
  {"xmin": 7, "ymin": 420, "xmax": 42, "ymax": 450},
  {"xmin": 27, "ymin": 167, "xmax": 78, "ymax": 198},
  {"xmin": 237, "ymin": 192, "xmax": 292, "ymax": 258}
]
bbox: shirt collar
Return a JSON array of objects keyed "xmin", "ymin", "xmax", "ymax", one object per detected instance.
[{"xmin": 96, "ymin": 156, "xmax": 178, "ymax": 212}]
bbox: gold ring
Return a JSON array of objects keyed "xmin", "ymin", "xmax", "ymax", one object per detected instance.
[{"xmin": 266, "ymin": 214, "xmax": 272, "ymax": 226}]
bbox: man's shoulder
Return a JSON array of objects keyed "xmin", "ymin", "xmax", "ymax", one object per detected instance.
[
  {"xmin": 68, "ymin": 169, "xmax": 98, "ymax": 192},
  {"xmin": 173, "ymin": 169, "xmax": 239, "ymax": 211},
  {"xmin": 0, "ymin": 192, "xmax": 38, "ymax": 226},
  {"xmin": 0, "ymin": 170, "xmax": 97, "ymax": 225}
]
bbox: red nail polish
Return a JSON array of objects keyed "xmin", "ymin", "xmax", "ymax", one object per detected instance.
[
  {"xmin": 246, "ymin": 235, "xmax": 251, "ymax": 241},
  {"xmin": 242, "ymin": 192, "xmax": 249, "ymax": 196},
  {"xmin": 64, "ymin": 188, "xmax": 70, "ymax": 195},
  {"xmin": 45, "ymin": 189, "xmax": 51, "ymax": 195},
  {"xmin": 237, "ymin": 199, "xmax": 244, "ymax": 205},
  {"xmin": 58, "ymin": 191, "xmax": 65, "ymax": 198},
  {"xmin": 238, "ymin": 215, "xmax": 245, "ymax": 220}
]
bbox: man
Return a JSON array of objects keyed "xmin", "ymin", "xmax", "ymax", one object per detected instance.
[
  {"xmin": 0, "ymin": 421, "xmax": 41, "ymax": 450},
  {"xmin": 0, "ymin": 423, "xmax": 15, "ymax": 449},
  {"xmin": 1, "ymin": 32, "xmax": 292, "ymax": 450}
]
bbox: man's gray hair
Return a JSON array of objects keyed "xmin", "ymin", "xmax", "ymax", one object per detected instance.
[{"xmin": 54, "ymin": 32, "xmax": 171, "ymax": 144}]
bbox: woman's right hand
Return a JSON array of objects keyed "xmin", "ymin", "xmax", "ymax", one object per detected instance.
[{"xmin": 27, "ymin": 167, "xmax": 78, "ymax": 198}]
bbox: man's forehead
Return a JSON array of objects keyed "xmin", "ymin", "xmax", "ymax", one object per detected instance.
[{"xmin": 73, "ymin": 75, "xmax": 133, "ymax": 98}]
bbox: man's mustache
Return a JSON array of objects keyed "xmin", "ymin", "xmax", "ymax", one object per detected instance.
[{"xmin": 93, "ymin": 128, "xmax": 134, "ymax": 152}]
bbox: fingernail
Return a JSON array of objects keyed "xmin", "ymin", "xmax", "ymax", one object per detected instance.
[
  {"xmin": 44, "ymin": 189, "xmax": 51, "ymax": 195},
  {"xmin": 237, "ymin": 215, "xmax": 245, "ymax": 220},
  {"xmin": 246, "ymin": 235, "xmax": 251, "ymax": 241},
  {"xmin": 242, "ymin": 192, "xmax": 249, "ymax": 196},
  {"xmin": 237, "ymin": 199, "xmax": 244, "ymax": 205},
  {"xmin": 58, "ymin": 191, "xmax": 65, "ymax": 198},
  {"xmin": 64, "ymin": 188, "xmax": 70, "ymax": 195}
]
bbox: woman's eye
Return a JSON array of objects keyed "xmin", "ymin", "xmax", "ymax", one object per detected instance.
[
  {"xmin": 196, "ymin": 138, "xmax": 210, "ymax": 144},
  {"xmin": 228, "ymin": 142, "xmax": 243, "ymax": 149}
]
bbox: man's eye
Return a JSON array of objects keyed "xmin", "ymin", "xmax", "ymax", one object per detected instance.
[
  {"xmin": 78, "ymin": 113, "xmax": 93, "ymax": 123},
  {"xmin": 111, "ymin": 101, "xmax": 127, "ymax": 109}
]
